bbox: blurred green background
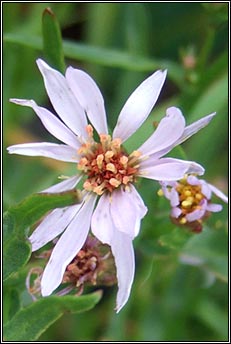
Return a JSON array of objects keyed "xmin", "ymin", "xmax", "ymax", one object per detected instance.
[{"xmin": 3, "ymin": 2, "xmax": 228, "ymax": 341}]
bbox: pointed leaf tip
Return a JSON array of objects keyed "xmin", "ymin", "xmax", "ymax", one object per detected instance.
[
  {"xmin": 42, "ymin": 7, "xmax": 65, "ymax": 73},
  {"xmin": 43, "ymin": 7, "xmax": 55, "ymax": 17}
]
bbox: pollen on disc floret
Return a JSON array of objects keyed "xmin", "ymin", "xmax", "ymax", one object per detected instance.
[
  {"xmin": 77, "ymin": 125, "xmax": 141, "ymax": 195},
  {"xmin": 175, "ymin": 175, "xmax": 206, "ymax": 223}
]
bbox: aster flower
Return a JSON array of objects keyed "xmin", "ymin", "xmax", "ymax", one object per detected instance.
[
  {"xmin": 159, "ymin": 174, "xmax": 228, "ymax": 232},
  {"xmin": 7, "ymin": 59, "xmax": 215, "ymax": 312}
]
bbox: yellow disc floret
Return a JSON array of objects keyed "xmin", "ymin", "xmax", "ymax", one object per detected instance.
[{"xmin": 176, "ymin": 176, "xmax": 205, "ymax": 218}]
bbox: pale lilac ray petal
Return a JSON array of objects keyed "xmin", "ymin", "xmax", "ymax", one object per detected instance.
[
  {"xmin": 91, "ymin": 193, "xmax": 114, "ymax": 244},
  {"xmin": 171, "ymin": 207, "xmax": 182, "ymax": 218},
  {"xmin": 41, "ymin": 175, "xmax": 82, "ymax": 193},
  {"xmin": 138, "ymin": 155, "xmax": 159, "ymax": 168},
  {"xmin": 139, "ymin": 158, "xmax": 204, "ymax": 181},
  {"xmin": 208, "ymin": 183, "xmax": 228, "ymax": 203},
  {"xmin": 138, "ymin": 107, "xmax": 185, "ymax": 156},
  {"xmin": 140, "ymin": 154, "xmax": 205, "ymax": 177},
  {"xmin": 187, "ymin": 175, "xmax": 200, "ymax": 186},
  {"xmin": 113, "ymin": 70, "xmax": 167, "ymax": 142},
  {"xmin": 142, "ymin": 112, "xmax": 217, "ymax": 161},
  {"xmin": 110, "ymin": 231, "xmax": 135, "ymax": 313},
  {"xmin": 110, "ymin": 189, "xmax": 137, "ymax": 238},
  {"xmin": 66, "ymin": 67, "xmax": 108, "ymax": 135},
  {"xmin": 160, "ymin": 180, "xmax": 177, "ymax": 188},
  {"xmin": 7, "ymin": 142, "xmax": 79, "ymax": 162},
  {"xmin": 41, "ymin": 194, "xmax": 97, "ymax": 296},
  {"xmin": 186, "ymin": 208, "xmax": 206, "ymax": 222},
  {"xmin": 36, "ymin": 59, "xmax": 88, "ymax": 139},
  {"xmin": 206, "ymin": 203, "xmax": 223, "ymax": 212},
  {"xmin": 129, "ymin": 184, "xmax": 148, "ymax": 219},
  {"xmin": 161, "ymin": 184, "xmax": 171, "ymax": 199},
  {"xmin": 110, "ymin": 185, "xmax": 147, "ymax": 239},
  {"xmin": 201, "ymin": 182, "xmax": 212, "ymax": 200},
  {"xmin": 176, "ymin": 112, "xmax": 216, "ymax": 146},
  {"xmin": 161, "ymin": 183, "xmax": 180, "ymax": 206},
  {"xmin": 10, "ymin": 98, "xmax": 80, "ymax": 149},
  {"xmin": 186, "ymin": 198, "xmax": 207, "ymax": 222},
  {"xmin": 92, "ymin": 197, "xmax": 136, "ymax": 312},
  {"xmin": 29, "ymin": 204, "xmax": 82, "ymax": 251},
  {"xmin": 169, "ymin": 188, "xmax": 180, "ymax": 207}
]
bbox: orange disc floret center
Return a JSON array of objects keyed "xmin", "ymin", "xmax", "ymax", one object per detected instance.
[{"xmin": 77, "ymin": 125, "xmax": 141, "ymax": 195}]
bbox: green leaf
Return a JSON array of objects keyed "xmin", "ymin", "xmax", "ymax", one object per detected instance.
[
  {"xmin": 184, "ymin": 72, "xmax": 228, "ymax": 172},
  {"xmin": 7, "ymin": 189, "xmax": 82, "ymax": 231},
  {"xmin": 3, "ymin": 288, "xmax": 21, "ymax": 324},
  {"xmin": 42, "ymin": 7, "xmax": 65, "ymax": 73},
  {"xmin": 3, "ymin": 234, "xmax": 31, "ymax": 282},
  {"xmin": 3, "ymin": 291, "xmax": 102, "ymax": 341},
  {"xmin": 3, "ymin": 189, "xmax": 82, "ymax": 281},
  {"xmin": 3, "ymin": 32, "xmax": 184, "ymax": 86},
  {"xmin": 180, "ymin": 227, "xmax": 228, "ymax": 282},
  {"xmin": 189, "ymin": 72, "xmax": 228, "ymax": 121},
  {"xmin": 194, "ymin": 297, "xmax": 228, "ymax": 339},
  {"xmin": 158, "ymin": 227, "xmax": 193, "ymax": 251}
]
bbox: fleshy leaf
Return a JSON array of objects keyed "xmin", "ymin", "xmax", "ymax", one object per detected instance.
[
  {"xmin": 3, "ymin": 291, "xmax": 102, "ymax": 341},
  {"xmin": 3, "ymin": 189, "xmax": 82, "ymax": 281},
  {"xmin": 42, "ymin": 7, "xmax": 65, "ymax": 73}
]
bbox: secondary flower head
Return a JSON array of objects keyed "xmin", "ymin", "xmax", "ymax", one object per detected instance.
[
  {"xmin": 7, "ymin": 59, "xmax": 215, "ymax": 312},
  {"xmin": 159, "ymin": 174, "xmax": 228, "ymax": 232},
  {"xmin": 26, "ymin": 235, "xmax": 116, "ymax": 300}
]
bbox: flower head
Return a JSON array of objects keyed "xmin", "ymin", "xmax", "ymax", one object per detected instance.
[
  {"xmin": 7, "ymin": 59, "xmax": 215, "ymax": 311},
  {"xmin": 159, "ymin": 174, "xmax": 228, "ymax": 232},
  {"xmin": 26, "ymin": 235, "xmax": 116, "ymax": 300}
]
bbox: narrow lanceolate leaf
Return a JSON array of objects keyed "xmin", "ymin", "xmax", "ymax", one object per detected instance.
[
  {"xmin": 42, "ymin": 7, "xmax": 65, "ymax": 73},
  {"xmin": 180, "ymin": 227, "xmax": 228, "ymax": 282},
  {"xmin": 3, "ymin": 190, "xmax": 82, "ymax": 281},
  {"xmin": 3, "ymin": 291, "xmax": 102, "ymax": 341},
  {"xmin": 3, "ymin": 33, "xmax": 183, "ymax": 86}
]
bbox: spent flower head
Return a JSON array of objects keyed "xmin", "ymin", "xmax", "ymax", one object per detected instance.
[
  {"xmin": 7, "ymin": 59, "xmax": 215, "ymax": 311},
  {"xmin": 26, "ymin": 235, "xmax": 116, "ymax": 300},
  {"xmin": 159, "ymin": 174, "xmax": 228, "ymax": 232}
]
